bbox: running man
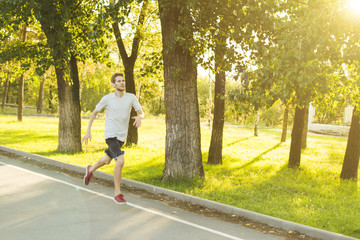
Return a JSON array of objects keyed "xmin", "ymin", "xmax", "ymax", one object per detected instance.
[{"xmin": 82, "ymin": 72, "xmax": 145, "ymax": 204}]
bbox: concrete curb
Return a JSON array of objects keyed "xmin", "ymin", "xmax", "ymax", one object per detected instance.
[{"xmin": 0, "ymin": 145, "xmax": 358, "ymax": 240}]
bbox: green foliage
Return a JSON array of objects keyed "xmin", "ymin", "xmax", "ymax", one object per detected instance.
[
  {"xmin": 147, "ymin": 98, "xmax": 165, "ymax": 116},
  {"xmin": 261, "ymin": 100, "xmax": 290, "ymax": 128},
  {"xmin": 248, "ymin": 0, "xmax": 341, "ymax": 109},
  {"xmin": 79, "ymin": 61, "xmax": 115, "ymax": 112},
  {"xmin": 312, "ymin": 94, "xmax": 347, "ymax": 125},
  {"xmin": 192, "ymin": 0, "xmax": 271, "ymax": 74},
  {"xmin": 334, "ymin": 9, "xmax": 360, "ymax": 108},
  {"xmin": 134, "ymin": 5, "xmax": 164, "ymax": 114},
  {"xmin": 0, "ymin": 66, "xmax": 58, "ymax": 114},
  {"xmin": 1, "ymin": 0, "xmax": 165, "ymax": 117},
  {"xmin": 196, "ymin": 75, "xmax": 293, "ymax": 127},
  {"xmin": 197, "ymin": 75, "xmax": 212, "ymax": 118},
  {"xmin": 136, "ymin": 50, "xmax": 164, "ymax": 111},
  {"xmin": 0, "ymin": 0, "xmax": 117, "ymax": 93}
]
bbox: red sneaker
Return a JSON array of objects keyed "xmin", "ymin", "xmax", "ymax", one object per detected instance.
[
  {"xmin": 83, "ymin": 165, "xmax": 93, "ymax": 185},
  {"xmin": 114, "ymin": 194, "xmax": 126, "ymax": 204}
]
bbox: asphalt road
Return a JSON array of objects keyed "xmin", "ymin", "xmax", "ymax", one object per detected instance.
[{"xmin": 0, "ymin": 155, "xmax": 285, "ymax": 240}]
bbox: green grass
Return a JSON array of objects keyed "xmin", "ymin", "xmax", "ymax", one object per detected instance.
[
  {"xmin": 0, "ymin": 114, "xmax": 359, "ymax": 238},
  {"xmin": 1, "ymin": 106, "xmax": 54, "ymax": 115}
]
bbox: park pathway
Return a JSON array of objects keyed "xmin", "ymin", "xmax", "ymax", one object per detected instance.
[{"xmin": 0, "ymin": 155, "xmax": 285, "ymax": 240}]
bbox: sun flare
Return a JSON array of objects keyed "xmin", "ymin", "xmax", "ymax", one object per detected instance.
[{"xmin": 346, "ymin": 0, "xmax": 360, "ymax": 15}]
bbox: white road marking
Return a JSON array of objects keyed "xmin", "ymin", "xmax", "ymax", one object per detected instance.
[{"xmin": 0, "ymin": 161, "xmax": 244, "ymax": 240}]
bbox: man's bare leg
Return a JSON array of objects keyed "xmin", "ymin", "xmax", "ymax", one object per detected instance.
[
  {"xmin": 114, "ymin": 155, "xmax": 125, "ymax": 196},
  {"xmin": 90, "ymin": 155, "xmax": 112, "ymax": 173}
]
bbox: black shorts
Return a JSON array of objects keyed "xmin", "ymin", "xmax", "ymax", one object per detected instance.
[{"xmin": 104, "ymin": 138, "xmax": 125, "ymax": 160}]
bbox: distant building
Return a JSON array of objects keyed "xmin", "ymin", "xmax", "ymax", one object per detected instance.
[
  {"xmin": 308, "ymin": 102, "xmax": 315, "ymax": 124},
  {"xmin": 344, "ymin": 105, "xmax": 354, "ymax": 126}
]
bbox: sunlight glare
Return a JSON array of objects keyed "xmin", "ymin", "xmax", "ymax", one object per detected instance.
[{"xmin": 346, "ymin": 0, "xmax": 360, "ymax": 16}]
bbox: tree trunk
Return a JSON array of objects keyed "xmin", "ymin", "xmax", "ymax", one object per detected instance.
[
  {"xmin": 112, "ymin": 22, "xmax": 138, "ymax": 145},
  {"xmin": 2, "ymin": 72, "xmax": 10, "ymax": 112},
  {"xmin": 17, "ymin": 73, "xmax": 25, "ymax": 121},
  {"xmin": 208, "ymin": 31, "xmax": 226, "ymax": 165},
  {"xmin": 159, "ymin": 0, "xmax": 204, "ymax": 180},
  {"xmin": 207, "ymin": 70, "xmax": 225, "ymax": 165},
  {"xmin": 124, "ymin": 66, "xmax": 138, "ymax": 146},
  {"xmin": 48, "ymin": 84, "xmax": 54, "ymax": 112},
  {"xmin": 301, "ymin": 106, "xmax": 309, "ymax": 149},
  {"xmin": 159, "ymin": 97, "xmax": 162, "ymax": 113},
  {"xmin": 281, "ymin": 104, "xmax": 289, "ymax": 142},
  {"xmin": 254, "ymin": 110, "xmax": 260, "ymax": 137},
  {"xmin": 288, "ymin": 106, "xmax": 306, "ymax": 168},
  {"xmin": 340, "ymin": 106, "xmax": 360, "ymax": 180},
  {"xmin": 17, "ymin": 24, "xmax": 27, "ymax": 122},
  {"xmin": 34, "ymin": 1, "xmax": 82, "ymax": 152},
  {"xmin": 37, "ymin": 78, "xmax": 45, "ymax": 114},
  {"xmin": 56, "ymin": 55, "xmax": 82, "ymax": 152}
]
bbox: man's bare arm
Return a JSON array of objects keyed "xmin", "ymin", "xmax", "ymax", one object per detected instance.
[{"xmin": 82, "ymin": 109, "xmax": 99, "ymax": 145}]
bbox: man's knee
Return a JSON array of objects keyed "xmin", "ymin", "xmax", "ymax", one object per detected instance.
[
  {"xmin": 101, "ymin": 156, "xmax": 111, "ymax": 165},
  {"xmin": 115, "ymin": 156, "xmax": 125, "ymax": 167}
]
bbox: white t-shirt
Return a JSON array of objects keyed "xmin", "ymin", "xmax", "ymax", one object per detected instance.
[{"xmin": 95, "ymin": 92, "xmax": 142, "ymax": 141}]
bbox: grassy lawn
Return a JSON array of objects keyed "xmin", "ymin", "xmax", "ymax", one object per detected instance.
[{"xmin": 0, "ymin": 114, "xmax": 359, "ymax": 238}]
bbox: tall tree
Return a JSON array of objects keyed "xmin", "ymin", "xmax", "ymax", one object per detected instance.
[
  {"xmin": 111, "ymin": 0, "xmax": 150, "ymax": 146},
  {"xmin": 37, "ymin": 77, "xmax": 45, "ymax": 114},
  {"xmin": 254, "ymin": 110, "xmax": 260, "ymax": 137},
  {"xmin": 301, "ymin": 106, "xmax": 309, "ymax": 149},
  {"xmin": 0, "ymin": 2, "xmax": 31, "ymax": 118},
  {"xmin": 341, "ymin": 107, "xmax": 360, "ymax": 180},
  {"xmin": 281, "ymin": 104, "xmax": 289, "ymax": 142},
  {"xmin": 252, "ymin": 0, "xmax": 340, "ymax": 169},
  {"xmin": 196, "ymin": 0, "xmax": 267, "ymax": 165},
  {"xmin": 207, "ymin": 19, "xmax": 227, "ymax": 165},
  {"xmin": 340, "ymin": 68, "xmax": 360, "ymax": 180},
  {"xmin": 17, "ymin": 24, "xmax": 27, "ymax": 122},
  {"xmin": 158, "ymin": 0, "xmax": 204, "ymax": 180},
  {"xmin": 1, "ymin": 0, "xmax": 110, "ymax": 151},
  {"xmin": 194, "ymin": 1, "xmax": 229, "ymax": 165},
  {"xmin": 1, "ymin": 67, "xmax": 10, "ymax": 112},
  {"xmin": 330, "ymin": 1, "xmax": 360, "ymax": 180},
  {"xmin": 288, "ymin": 106, "xmax": 306, "ymax": 168},
  {"xmin": 31, "ymin": 1, "xmax": 82, "ymax": 152}
]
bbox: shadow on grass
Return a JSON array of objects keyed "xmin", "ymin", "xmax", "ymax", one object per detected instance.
[
  {"xmin": 203, "ymin": 142, "xmax": 283, "ymax": 176},
  {"xmin": 238, "ymin": 142, "xmax": 282, "ymax": 170},
  {"xmin": 224, "ymin": 136, "xmax": 254, "ymax": 148},
  {"xmin": 201, "ymin": 136, "xmax": 255, "ymax": 162},
  {"xmin": 203, "ymin": 143, "xmax": 282, "ymax": 186}
]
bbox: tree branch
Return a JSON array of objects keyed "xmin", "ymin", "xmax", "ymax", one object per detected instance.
[
  {"xmin": 130, "ymin": 0, "xmax": 149, "ymax": 63},
  {"xmin": 112, "ymin": 22, "xmax": 129, "ymax": 61}
]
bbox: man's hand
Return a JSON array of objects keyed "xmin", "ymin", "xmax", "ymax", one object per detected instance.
[
  {"xmin": 82, "ymin": 132, "xmax": 92, "ymax": 145},
  {"xmin": 132, "ymin": 116, "xmax": 142, "ymax": 128},
  {"xmin": 82, "ymin": 109, "xmax": 98, "ymax": 145}
]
